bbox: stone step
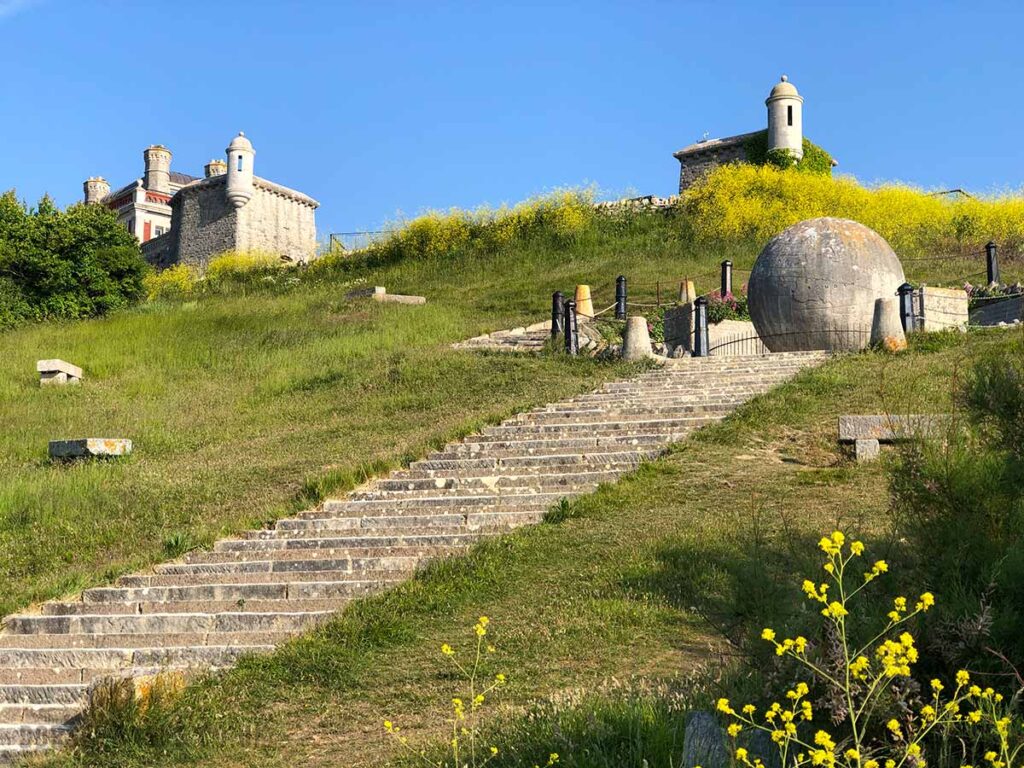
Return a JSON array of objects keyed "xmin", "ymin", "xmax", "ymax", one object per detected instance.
[
  {"xmin": 116, "ymin": 569, "xmax": 402, "ymax": 588},
  {"xmin": 436, "ymin": 433, "xmax": 678, "ymax": 456},
  {"xmin": 0, "ymin": 669, "xmax": 100, "ymax": 686},
  {"xmin": 509, "ymin": 403, "xmax": 736, "ymax": 421},
  {"xmin": 0, "ymin": 723, "xmax": 72, "ymax": 747},
  {"xmin": 408, "ymin": 450, "xmax": 658, "ymax": 472},
  {"xmin": 0, "ymin": 632, "xmax": 296, "ymax": 650},
  {"xmin": 476, "ymin": 416, "xmax": 717, "ymax": 437},
  {"xmin": 372, "ymin": 469, "xmax": 623, "ymax": 491},
  {"xmin": 262, "ymin": 511, "xmax": 545, "ymax": 537},
  {"xmin": 345, "ymin": 483, "xmax": 573, "ymax": 501},
  {"xmin": 0, "ymin": 645, "xmax": 273, "ymax": 670},
  {"xmin": 213, "ymin": 532, "xmax": 482, "ymax": 554},
  {"xmin": 40, "ymin": 596, "xmax": 353, "ymax": 617},
  {"xmin": 4, "ymin": 610, "xmax": 334, "ymax": 636},
  {"xmin": 0, "ymin": 685, "xmax": 87, "ymax": 706},
  {"xmin": 319, "ymin": 493, "xmax": 562, "ymax": 513},
  {"xmin": 0, "ymin": 704, "xmax": 79, "ymax": 725},
  {"xmin": 82, "ymin": 578, "xmax": 390, "ymax": 604}
]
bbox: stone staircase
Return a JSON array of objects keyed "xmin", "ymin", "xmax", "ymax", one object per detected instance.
[{"xmin": 0, "ymin": 352, "xmax": 825, "ymax": 763}]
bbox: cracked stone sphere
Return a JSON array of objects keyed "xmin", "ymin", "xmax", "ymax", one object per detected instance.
[{"xmin": 747, "ymin": 217, "xmax": 906, "ymax": 352}]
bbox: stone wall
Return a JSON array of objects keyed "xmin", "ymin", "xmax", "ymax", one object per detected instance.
[
  {"xmin": 141, "ymin": 232, "xmax": 175, "ymax": 269},
  {"xmin": 970, "ymin": 295, "xmax": 1024, "ymax": 326},
  {"xmin": 916, "ymin": 286, "xmax": 969, "ymax": 331},
  {"xmin": 236, "ymin": 185, "xmax": 317, "ymax": 263},
  {"xmin": 675, "ymin": 135, "xmax": 753, "ymax": 192},
  {"xmin": 168, "ymin": 181, "xmax": 239, "ymax": 267}
]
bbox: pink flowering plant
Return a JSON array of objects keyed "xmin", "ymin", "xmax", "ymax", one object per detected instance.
[
  {"xmin": 716, "ymin": 532, "xmax": 1021, "ymax": 768},
  {"xmin": 706, "ymin": 286, "xmax": 750, "ymax": 324}
]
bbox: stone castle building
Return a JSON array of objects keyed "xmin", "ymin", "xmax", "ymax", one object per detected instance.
[
  {"xmin": 83, "ymin": 133, "xmax": 319, "ymax": 268},
  {"xmin": 673, "ymin": 75, "xmax": 810, "ymax": 192}
]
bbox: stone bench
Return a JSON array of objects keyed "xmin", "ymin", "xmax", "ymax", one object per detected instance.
[
  {"xmin": 371, "ymin": 286, "xmax": 426, "ymax": 305},
  {"xmin": 49, "ymin": 438, "xmax": 133, "ymax": 460},
  {"xmin": 838, "ymin": 414, "xmax": 950, "ymax": 462},
  {"xmin": 37, "ymin": 359, "xmax": 83, "ymax": 387}
]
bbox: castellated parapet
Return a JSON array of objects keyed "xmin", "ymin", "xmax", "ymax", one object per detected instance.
[
  {"xmin": 143, "ymin": 145, "xmax": 172, "ymax": 194},
  {"xmin": 83, "ymin": 177, "xmax": 110, "ymax": 205}
]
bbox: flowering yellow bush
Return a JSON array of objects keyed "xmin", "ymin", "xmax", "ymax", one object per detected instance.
[
  {"xmin": 143, "ymin": 264, "xmax": 198, "ymax": 301},
  {"xmin": 683, "ymin": 164, "xmax": 1024, "ymax": 256},
  {"xmin": 717, "ymin": 532, "xmax": 1020, "ymax": 768},
  {"xmin": 205, "ymin": 250, "xmax": 282, "ymax": 281},
  {"xmin": 384, "ymin": 616, "xmax": 540, "ymax": 768}
]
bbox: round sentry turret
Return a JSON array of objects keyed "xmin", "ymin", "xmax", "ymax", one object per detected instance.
[
  {"xmin": 143, "ymin": 145, "xmax": 172, "ymax": 193},
  {"xmin": 204, "ymin": 159, "xmax": 227, "ymax": 178},
  {"xmin": 225, "ymin": 132, "xmax": 255, "ymax": 209},
  {"xmin": 83, "ymin": 177, "xmax": 110, "ymax": 205},
  {"xmin": 765, "ymin": 75, "xmax": 804, "ymax": 160}
]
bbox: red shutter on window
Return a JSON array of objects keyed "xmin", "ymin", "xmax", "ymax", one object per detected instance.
[{"xmin": 143, "ymin": 222, "xmax": 152, "ymax": 242}]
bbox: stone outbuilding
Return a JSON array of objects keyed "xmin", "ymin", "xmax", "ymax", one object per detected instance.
[
  {"xmin": 84, "ymin": 133, "xmax": 319, "ymax": 269},
  {"xmin": 673, "ymin": 75, "xmax": 824, "ymax": 192}
]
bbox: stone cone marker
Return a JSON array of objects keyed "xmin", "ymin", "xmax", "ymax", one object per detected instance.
[
  {"xmin": 622, "ymin": 316, "xmax": 653, "ymax": 360},
  {"xmin": 870, "ymin": 297, "xmax": 907, "ymax": 352},
  {"xmin": 574, "ymin": 284, "xmax": 594, "ymax": 318}
]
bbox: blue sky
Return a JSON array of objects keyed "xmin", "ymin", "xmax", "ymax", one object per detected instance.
[{"xmin": 1, "ymin": 0, "xmax": 1022, "ymax": 236}]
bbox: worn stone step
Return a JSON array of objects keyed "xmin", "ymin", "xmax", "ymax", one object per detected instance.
[
  {"xmin": 264, "ymin": 511, "xmax": 545, "ymax": 537},
  {"xmin": 409, "ymin": 450, "xmax": 657, "ymax": 472},
  {"xmin": 0, "ymin": 723, "xmax": 71, "ymax": 747},
  {"xmin": 320, "ymin": 493, "xmax": 562, "ymax": 513},
  {"xmin": 4, "ymin": 610, "xmax": 334, "ymax": 636},
  {"xmin": 511, "ymin": 403, "xmax": 736, "ymax": 421},
  {"xmin": 0, "ymin": 645, "xmax": 272, "ymax": 670},
  {"xmin": 214, "ymin": 532, "xmax": 482, "ymax": 554},
  {"xmin": 0, "ymin": 632, "xmax": 295, "ymax": 650},
  {"xmin": 0, "ymin": 669, "xmax": 100, "ymax": 686},
  {"xmin": 82, "ymin": 578, "xmax": 391, "ymax": 605},
  {"xmin": 0, "ymin": 704, "xmax": 79, "ymax": 725},
  {"xmin": 40, "ymin": 596, "xmax": 354, "ymax": 617},
  {"xmin": 477, "ymin": 416, "xmax": 716, "ymax": 437},
  {"xmin": 116, "ymin": 569, "xmax": 402, "ymax": 588},
  {"xmin": 438, "ymin": 433, "xmax": 678, "ymax": 455},
  {"xmin": 346, "ymin": 484, "xmax": 571, "ymax": 502},
  {"xmin": 372, "ymin": 469, "xmax": 623, "ymax": 491},
  {"xmin": 0, "ymin": 685, "xmax": 87, "ymax": 706}
]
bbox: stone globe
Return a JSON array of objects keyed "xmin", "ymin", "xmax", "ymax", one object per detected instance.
[{"xmin": 747, "ymin": 218, "xmax": 906, "ymax": 352}]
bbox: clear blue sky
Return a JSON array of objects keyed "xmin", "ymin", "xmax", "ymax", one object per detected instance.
[{"xmin": 2, "ymin": 0, "xmax": 1022, "ymax": 236}]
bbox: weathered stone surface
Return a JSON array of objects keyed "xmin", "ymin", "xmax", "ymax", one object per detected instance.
[
  {"xmin": 855, "ymin": 438, "xmax": 881, "ymax": 462},
  {"xmin": 373, "ymin": 291, "xmax": 426, "ymax": 305},
  {"xmin": 745, "ymin": 729, "xmax": 782, "ymax": 768},
  {"xmin": 748, "ymin": 218, "xmax": 906, "ymax": 352},
  {"xmin": 917, "ymin": 286, "xmax": 968, "ymax": 332},
  {"xmin": 837, "ymin": 415, "xmax": 950, "ymax": 443},
  {"xmin": 870, "ymin": 297, "xmax": 906, "ymax": 351},
  {"xmin": 681, "ymin": 710, "xmax": 728, "ymax": 768},
  {"xmin": 622, "ymin": 316, "xmax": 653, "ymax": 360},
  {"xmin": 664, "ymin": 304, "xmax": 695, "ymax": 356},
  {"xmin": 49, "ymin": 439, "xmax": 133, "ymax": 460},
  {"xmin": 970, "ymin": 294, "xmax": 1024, "ymax": 327},
  {"xmin": 37, "ymin": 360, "xmax": 82, "ymax": 387}
]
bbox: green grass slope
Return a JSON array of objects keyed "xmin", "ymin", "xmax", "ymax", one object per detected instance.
[{"xmin": 38, "ymin": 328, "xmax": 1020, "ymax": 768}]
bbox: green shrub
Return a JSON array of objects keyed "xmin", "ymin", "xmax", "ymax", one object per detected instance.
[
  {"xmin": 743, "ymin": 130, "xmax": 834, "ymax": 175},
  {"xmin": 890, "ymin": 339, "xmax": 1024, "ymax": 671},
  {"xmin": 0, "ymin": 190, "xmax": 147, "ymax": 326}
]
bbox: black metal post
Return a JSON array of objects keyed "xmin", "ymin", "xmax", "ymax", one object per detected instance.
[
  {"xmin": 986, "ymin": 241, "xmax": 1000, "ymax": 285},
  {"xmin": 897, "ymin": 283, "xmax": 915, "ymax": 333},
  {"xmin": 563, "ymin": 299, "xmax": 579, "ymax": 356},
  {"xmin": 721, "ymin": 260, "xmax": 733, "ymax": 297},
  {"xmin": 551, "ymin": 291, "xmax": 564, "ymax": 339},
  {"xmin": 692, "ymin": 296, "xmax": 710, "ymax": 357},
  {"xmin": 615, "ymin": 276, "xmax": 627, "ymax": 320}
]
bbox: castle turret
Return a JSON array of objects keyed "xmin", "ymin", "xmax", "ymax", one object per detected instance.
[
  {"xmin": 225, "ymin": 132, "xmax": 255, "ymax": 208},
  {"xmin": 766, "ymin": 75, "xmax": 803, "ymax": 160},
  {"xmin": 204, "ymin": 159, "xmax": 227, "ymax": 178},
  {"xmin": 143, "ymin": 145, "xmax": 172, "ymax": 193},
  {"xmin": 83, "ymin": 176, "xmax": 110, "ymax": 204}
]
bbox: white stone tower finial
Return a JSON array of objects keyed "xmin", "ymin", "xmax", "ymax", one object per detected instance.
[
  {"xmin": 143, "ymin": 145, "xmax": 172, "ymax": 193},
  {"xmin": 765, "ymin": 74, "xmax": 804, "ymax": 160},
  {"xmin": 226, "ymin": 131, "xmax": 255, "ymax": 208}
]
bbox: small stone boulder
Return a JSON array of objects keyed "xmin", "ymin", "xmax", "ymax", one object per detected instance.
[
  {"xmin": 622, "ymin": 316, "xmax": 653, "ymax": 360},
  {"xmin": 682, "ymin": 711, "xmax": 728, "ymax": 768},
  {"xmin": 869, "ymin": 297, "xmax": 906, "ymax": 352},
  {"xmin": 49, "ymin": 438, "xmax": 132, "ymax": 460},
  {"xmin": 371, "ymin": 288, "xmax": 426, "ymax": 305},
  {"xmin": 37, "ymin": 359, "xmax": 83, "ymax": 387}
]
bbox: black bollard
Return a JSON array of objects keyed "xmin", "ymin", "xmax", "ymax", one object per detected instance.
[
  {"xmin": 721, "ymin": 260, "xmax": 733, "ymax": 298},
  {"xmin": 897, "ymin": 283, "xmax": 916, "ymax": 333},
  {"xmin": 615, "ymin": 276, "xmax": 627, "ymax": 320},
  {"xmin": 551, "ymin": 291, "xmax": 564, "ymax": 339},
  {"xmin": 563, "ymin": 299, "xmax": 579, "ymax": 356},
  {"xmin": 986, "ymin": 241, "xmax": 1000, "ymax": 286},
  {"xmin": 692, "ymin": 296, "xmax": 710, "ymax": 357}
]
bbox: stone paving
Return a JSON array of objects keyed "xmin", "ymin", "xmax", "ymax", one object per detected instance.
[{"xmin": 0, "ymin": 351, "xmax": 826, "ymax": 762}]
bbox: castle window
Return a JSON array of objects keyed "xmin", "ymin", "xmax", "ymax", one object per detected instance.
[
  {"xmin": 787, "ymin": 105, "xmax": 793, "ymax": 126},
  {"xmin": 237, "ymin": 154, "xmax": 243, "ymax": 171}
]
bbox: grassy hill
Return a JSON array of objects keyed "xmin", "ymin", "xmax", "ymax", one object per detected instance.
[{"xmin": 3, "ymin": 170, "xmax": 1023, "ymax": 766}]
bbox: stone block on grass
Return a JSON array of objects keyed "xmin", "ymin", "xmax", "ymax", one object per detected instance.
[
  {"xmin": 37, "ymin": 359, "xmax": 83, "ymax": 387},
  {"xmin": 49, "ymin": 438, "xmax": 133, "ymax": 460}
]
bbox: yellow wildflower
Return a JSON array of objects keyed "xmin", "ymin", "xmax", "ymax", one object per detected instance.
[
  {"xmin": 728, "ymin": 724, "xmax": 743, "ymax": 738},
  {"xmin": 956, "ymin": 670, "xmax": 970, "ymax": 686}
]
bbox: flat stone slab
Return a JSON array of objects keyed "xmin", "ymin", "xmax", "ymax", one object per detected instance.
[
  {"xmin": 36, "ymin": 359, "xmax": 82, "ymax": 386},
  {"xmin": 838, "ymin": 414, "xmax": 949, "ymax": 443},
  {"xmin": 49, "ymin": 439, "xmax": 132, "ymax": 460},
  {"xmin": 373, "ymin": 293, "xmax": 426, "ymax": 305}
]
